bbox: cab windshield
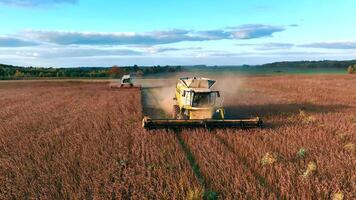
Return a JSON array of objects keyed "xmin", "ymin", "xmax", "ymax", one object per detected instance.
[
  {"xmin": 122, "ymin": 78, "xmax": 131, "ymax": 83},
  {"xmin": 192, "ymin": 92, "xmax": 216, "ymax": 107}
]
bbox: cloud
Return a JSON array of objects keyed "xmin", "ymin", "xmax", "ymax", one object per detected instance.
[
  {"xmin": 197, "ymin": 30, "xmax": 233, "ymax": 40},
  {"xmin": 0, "ymin": 47, "xmax": 143, "ymax": 58},
  {"xmin": 1, "ymin": 48, "xmax": 352, "ymax": 67},
  {"xmin": 256, "ymin": 43, "xmax": 294, "ymax": 50},
  {"xmin": 237, "ymin": 41, "xmax": 356, "ymax": 50},
  {"xmin": 206, "ymin": 50, "xmax": 333, "ymax": 58},
  {"xmin": 208, "ymin": 52, "xmax": 245, "ymax": 57},
  {"xmin": 21, "ymin": 24, "xmax": 286, "ymax": 46},
  {"xmin": 227, "ymin": 24, "xmax": 285, "ymax": 39},
  {"xmin": 0, "ymin": 36, "xmax": 39, "ymax": 47},
  {"xmin": 299, "ymin": 41, "xmax": 356, "ymax": 49},
  {"xmin": 22, "ymin": 29, "xmax": 206, "ymax": 45},
  {"xmin": 42, "ymin": 48, "xmax": 143, "ymax": 58},
  {"xmin": 144, "ymin": 46, "xmax": 202, "ymax": 54},
  {"xmin": 236, "ymin": 42, "xmax": 294, "ymax": 50},
  {"xmin": 198, "ymin": 24, "xmax": 285, "ymax": 40},
  {"xmin": 0, "ymin": 0, "xmax": 77, "ymax": 7},
  {"xmin": 259, "ymin": 43, "xmax": 294, "ymax": 50}
]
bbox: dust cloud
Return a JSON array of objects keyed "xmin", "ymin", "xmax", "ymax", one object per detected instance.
[
  {"xmin": 212, "ymin": 75, "xmax": 243, "ymax": 106},
  {"xmin": 137, "ymin": 78, "xmax": 176, "ymax": 117},
  {"xmin": 137, "ymin": 72, "xmax": 244, "ymax": 118}
]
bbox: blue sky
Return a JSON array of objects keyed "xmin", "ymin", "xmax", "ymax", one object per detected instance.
[{"xmin": 0, "ymin": 0, "xmax": 355, "ymax": 67}]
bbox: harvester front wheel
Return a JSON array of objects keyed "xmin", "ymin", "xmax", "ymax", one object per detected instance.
[
  {"xmin": 179, "ymin": 109, "xmax": 189, "ymax": 119},
  {"xmin": 173, "ymin": 105, "xmax": 179, "ymax": 118}
]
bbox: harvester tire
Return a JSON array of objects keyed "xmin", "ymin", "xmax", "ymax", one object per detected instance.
[
  {"xmin": 173, "ymin": 105, "xmax": 179, "ymax": 118},
  {"xmin": 178, "ymin": 109, "xmax": 189, "ymax": 119}
]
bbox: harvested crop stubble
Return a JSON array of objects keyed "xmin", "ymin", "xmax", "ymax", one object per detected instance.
[
  {"xmin": 0, "ymin": 82, "xmax": 199, "ymax": 199},
  {"xmin": 0, "ymin": 74, "xmax": 355, "ymax": 199},
  {"xmin": 187, "ymin": 75, "xmax": 355, "ymax": 199},
  {"xmin": 135, "ymin": 74, "xmax": 355, "ymax": 199},
  {"xmin": 180, "ymin": 129, "xmax": 273, "ymax": 199}
]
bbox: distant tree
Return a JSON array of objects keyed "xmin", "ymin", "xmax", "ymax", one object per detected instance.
[
  {"xmin": 0, "ymin": 68, "xmax": 4, "ymax": 76},
  {"xmin": 0, "ymin": 63, "xmax": 184, "ymax": 79},
  {"xmin": 69, "ymin": 71, "xmax": 80, "ymax": 77},
  {"xmin": 347, "ymin": 64, "xmax": 355, "ymax": 74},
  {"xmin": 136, "ymin": 69, "xmax": 144, "ymax": 77},
  {"xmin": 109, "ymin": 65, "xmax": 124, "ymax": 78},
  {"xmin": 89, "ymin": 71, "xmax": 96, "ymax": 78},
  {"xmin": 14, "ymin": 70, "xmax": 24, "ymax": 78}
]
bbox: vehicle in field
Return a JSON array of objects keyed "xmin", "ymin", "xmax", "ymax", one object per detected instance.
[
  {"xmin": 142, "ymin": 77, "xmax": 263, "ymax": 129},
  {"xmin": 110, "ymin": 74, "xmax": 138, "ymax": 89}
]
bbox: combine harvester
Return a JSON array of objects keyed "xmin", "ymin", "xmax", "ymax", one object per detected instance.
[
  {"xmin": 142, "ymin": 77, "xmax": 263, "ymax": 129},
  {"xmin": 110, "ymin": 74, "xmax": 140, "ymax": 89}
]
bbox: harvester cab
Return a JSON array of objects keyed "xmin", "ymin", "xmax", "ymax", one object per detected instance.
[
  {"xmin": 173, "ymin": 77, "xmax": 224, "ymax": 119},
  {"xmin": 120, "ymin": 75, "xmax": 133, "ymax": 87},
  {"xmin": 142, "ymin": 77, "xmax": 263, "ymax": 129}
]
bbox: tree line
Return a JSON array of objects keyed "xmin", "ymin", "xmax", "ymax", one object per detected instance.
[
  {"xmin": 0, "ymin": 64, "xmax": 182, "ymax": 80},
  {"xmin": 1, "ymin": 60, "xmax": 355, "ymax": 80},
  {"xmin": 347, "ymin": 64, "xmax": 356, "ymax": 74},
  {"xmin": 261, "ymin": 60, "xmax": 356, "ymax": 69}
]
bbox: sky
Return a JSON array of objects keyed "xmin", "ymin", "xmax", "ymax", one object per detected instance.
[{"xmin": 0, "ymin": 0, "xmax": 355, "ymax": 67}]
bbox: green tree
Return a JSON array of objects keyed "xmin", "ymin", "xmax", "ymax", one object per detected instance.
[
  {"xmin": 136, "ymin": 69, "xmax": 144, "ymax": 76},
  {"xmin": 14, "ymin": 70, "xmax": 24, "ymax": 78},
  {"xmin": 347, "ymin": 64, "xmax": 355, "ymax": 74},
  {"xmin": 109, "ymin": 65, "xmax": 124, "ymax": 78},
  {"xmin": 0, "ymin": 68, "xmax": 5, "ymax": 76}
]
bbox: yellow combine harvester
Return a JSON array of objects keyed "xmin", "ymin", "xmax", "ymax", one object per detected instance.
[{"xmin": 142, "ymin": 77, "xmax": 263, "ymax": 129}]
